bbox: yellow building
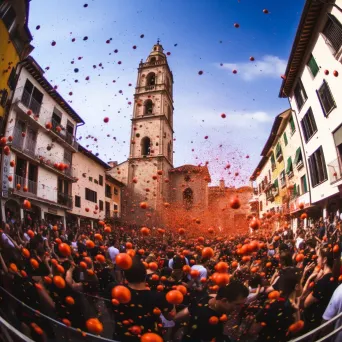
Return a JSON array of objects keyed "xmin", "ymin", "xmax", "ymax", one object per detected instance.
[{"xmin": 0, "ymin": 0, "xmax": 33, "ymax": 123}]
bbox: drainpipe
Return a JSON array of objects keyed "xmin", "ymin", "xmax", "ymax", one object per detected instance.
[{"xmin": 289, "ymin": 104, "xmax": 313, "ymax": 210}]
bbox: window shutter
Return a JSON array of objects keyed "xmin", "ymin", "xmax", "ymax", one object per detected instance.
[
  {"xmin": 307, "ymin": 55, "xmax": 319, "ymax": 77},
  {"xmin": 283, "ymin": 132, "xmax": 288, "ymax": 145}
]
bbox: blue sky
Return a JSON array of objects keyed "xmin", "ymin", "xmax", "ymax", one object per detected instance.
[{"xmin": 28, "ymin": 0, "xmax": 305, "ymax": 186}]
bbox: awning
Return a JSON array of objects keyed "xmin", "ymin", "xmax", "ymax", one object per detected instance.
[
  {"xmin": 286, "ymin": 157, "xmax": 293, "ymax": 174},
  {"xmin": 294, "ymin": 147, "xmax": 302, "ymax": 165}
]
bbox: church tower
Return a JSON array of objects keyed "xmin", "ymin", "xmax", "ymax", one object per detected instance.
[{"xmin": 127, "ymin": 41, "xmax": 174, "ymax": 216}]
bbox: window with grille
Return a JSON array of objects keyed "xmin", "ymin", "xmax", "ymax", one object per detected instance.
[
  {"xmin": 317, "ymin": 80, "xmax": 336, "ymax": 116},
  {"xmin": 301, "ymin": 108, "xmax": 317, "ymax": 142},
  {"xmin": 322, "ymin": 14, "xmax": 342, "ymax": 54},
  {"xmin": 308, "ymin": 146, "xmax": 328, "ymax": 187},
  {"xmin": 307, "ymin": 55, "xmax": 319, "ymax": 77},
  {"xmin": 85, "ymin": 188, "xmax": 97, "ymax": 203},
  {"xmin": 293, "ymin": 80, "xmax": 307, "ymax": 111},
  {"xmin": 75, "ymin": 195, "xmax": 81, "ymax": 208}
]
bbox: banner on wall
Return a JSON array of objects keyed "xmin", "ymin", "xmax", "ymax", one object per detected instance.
[{"xmin": 1, "ymin": 154, "xmax": 10, "ymax": 198}]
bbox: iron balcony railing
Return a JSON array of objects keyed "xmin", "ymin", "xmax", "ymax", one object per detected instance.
[
  {"xmin": 12, "ymin": 127, "xmax": 37, "ymax": 159},
  {"xmin": 328, "ymin": 157, "xmax": 342, "ymax": 184},
  {"xmin": 58, "ymin": 192, "xmax": 73, "ymax": 208},
  {"xmin": 36, "ymin": 146, "xmax": 75, "ymax": 179},
  {"xmin": 14, "ymin": 174, "xmax": 37, "ymax": 195}
]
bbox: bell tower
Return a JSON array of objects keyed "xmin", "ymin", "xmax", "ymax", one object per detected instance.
[{"xmin": 127, "ymin": 41, "xmax": 174, "ymax": 216}]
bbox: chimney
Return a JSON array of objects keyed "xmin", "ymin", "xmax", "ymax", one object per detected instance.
[
  {"xmin": 219, "ymin": 179, "xmax": 225, "ymax": 189},
  {"xmin": 108, "ymin": 161, "xmax": 118, "ymax": 168}
]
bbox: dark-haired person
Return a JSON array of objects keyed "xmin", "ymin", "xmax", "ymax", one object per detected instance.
[
  {"xmin": 112, "ymin": 256, "xmax": 174, "ymax": 341},
  {"xmin": 301, "ymin": 247, "xmax": 339, "ymax": 332},
  {"xmin": 175, "ymin": 281, "xmax": 249, "ymax": 342},
  {"xmin": 250, "ymin": 268, "xmax": 302, "ymax": 342}
]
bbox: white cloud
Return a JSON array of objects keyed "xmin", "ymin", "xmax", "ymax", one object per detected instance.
[
  {"xmin": 220, "ymin": 55, "xmax": 287, "ymax": 81},
  {"xmin": 182, "ymin": 109, "xmax": 273, "ymax": 128}
]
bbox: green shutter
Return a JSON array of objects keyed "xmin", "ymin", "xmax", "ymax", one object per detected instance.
[
  {"xmin": 286, "ymin": 157, "xmax": 293, "ymax": 174},
  {"xmin": 308, "ymin": 55, "xmax": 319, "ymax": 77},
  {"xmin": 271, "ymin": 153, "xmax": 275, "ymax": 165},
  {"xmin": 294, "ymin": 147, "xmax": 302, "ymax": 165},
  {"xmin": 289, "ymin": 116, "xmax": 295, "ymax": 132},
  {"xmin": 274, "ymin": 179, "xmax": 278, "ymax": 188},
  {"xmin": 284, "ymin": 132, "xmax": 288, "ymax": 146},
  {"xmin": 293, "ymin": 184, "xmax": 297, "ymax": 196}
]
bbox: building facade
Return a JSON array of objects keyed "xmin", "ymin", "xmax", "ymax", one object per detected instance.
[
  {"xmin": 280, "ymin": 0, "xmax": 342, "ymax": 221},
  {"xmin": 251, "ymin": 109, "xmax": 311, "ymax": 232},
  {"xmin": 0, "ymin": 0, "xmax": 33, "ymax": 124},
  {"xmin": 0, "ymin": 57, "xmax": 84, "ymax": 225},
  {"xmin": 67, "ymin": 145, "xmax": 124, "ymax": 228}
]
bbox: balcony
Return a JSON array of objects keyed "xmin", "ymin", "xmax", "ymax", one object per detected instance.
[
  {"xmin": 135, "ymin": 83, "xmax": 169, "ymax": 94},
  {"xmin": 328, "ymin": 157, "xmax": 342, "ymax": 184},
  {"xmin": 58, "ymin": 192, "xmax": 73, "ymax": 209},
  {"xmin": 10, "ymin": 175, "xmax": 73, "ymax": 209},
  {"xmin": 13, "ymin": 175, "xmax": 37, "ymax": 196},
  {"xmin": 11, "ymin": 127, "xmax": 37, "ymax": 160},
  {"xmin": 36, "ymin": 146, "xmax": 76, "ymax": 181},
  {"xmin": 12, "ymin": 87, "xmax": 78, "ymax": 151}
]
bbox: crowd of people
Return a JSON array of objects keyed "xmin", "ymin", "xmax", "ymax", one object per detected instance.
[{"xmin": 0, "ymin": 214, "xmax": 342, "ymax": 342}]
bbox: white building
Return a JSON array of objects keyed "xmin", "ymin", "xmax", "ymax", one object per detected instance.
[
  {"xmin": 280, "ymin": 0, "xmax": 342, "ymax": 220},
  {"xmin": 1, "ymin": 56, "xmax": 84, "ymax": 226},
  {"xmin": 67, "ymin": 146, "xmax": 124, "ymax": 228}
]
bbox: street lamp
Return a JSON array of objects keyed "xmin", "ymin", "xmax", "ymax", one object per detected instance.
[{"xmin": 314, "ymin": 0, "xmax": 342, "ymax": 12}]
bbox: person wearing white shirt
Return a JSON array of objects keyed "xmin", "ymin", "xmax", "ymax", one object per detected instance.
[
  {"xmin": 188, "ymin": 264, "xmax": 207, "ymax": 281},
  {"xmin": 322, "ymin": 284, "xmax": 342, "ymax": 342},
  {"xmin": 108, "ymin": 239, "xmax": 119, "ymax": 264}
]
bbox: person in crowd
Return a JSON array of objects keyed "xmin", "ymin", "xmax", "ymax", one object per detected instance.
[{"xmin": 301, "ymin": 246, "xmax": 339, "ymax": 332}]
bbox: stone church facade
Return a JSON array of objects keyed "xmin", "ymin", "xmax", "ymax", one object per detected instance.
[{"xmin": 110, "ymin": 42, "xmax": 252, "ymax": 229}]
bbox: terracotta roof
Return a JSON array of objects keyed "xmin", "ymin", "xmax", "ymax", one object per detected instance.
[
  {"xmin": 170, "ymin": 164, "xmax": 211, "ymax": 182},
  {"xmin": 279, "ymin": 0, "xmax": 325, "ymax": 97}
]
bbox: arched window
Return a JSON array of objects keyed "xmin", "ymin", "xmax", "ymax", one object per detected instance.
[
  {"xmin": 141, "ymin": 137, "xmax": 151, "ymax": 156},
  {"xmin": 146, "ymin": 72, "xmax": 156, "ymax": 86},
  {"xmin": 183, "ymin": 188, "xmax": 193, "ymax": 209},
  {"xmin": 144, "ymin": 99, "xmax": 153, "ymax": 115},
  {"xmin": 167, "ymin": 142, "xmax": 172, "ymax": 160}
]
